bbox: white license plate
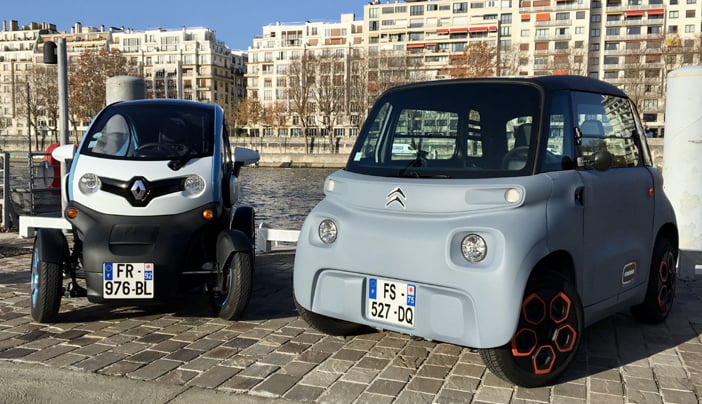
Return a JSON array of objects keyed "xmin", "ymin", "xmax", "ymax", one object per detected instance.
[
  {"xmin": 103, "ymin": 263, "xmax": 154, "ymax": 299},
  {"xmin": 367, "ymin": 278, "xmax": 415, "ymax": 328}
]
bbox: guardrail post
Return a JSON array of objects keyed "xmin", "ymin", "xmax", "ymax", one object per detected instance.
[{"xmin": 1, "ymin": 152, "xmax": 9, "ymax": 230}]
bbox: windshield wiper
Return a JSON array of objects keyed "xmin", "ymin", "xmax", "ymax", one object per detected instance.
[
  {"xmin": 398, "ymin": 151, "xmax": 428, "ymax": 177},
  {"xmin": 167, "ymin": 145, "xmax": 195, "ymax": 171}
]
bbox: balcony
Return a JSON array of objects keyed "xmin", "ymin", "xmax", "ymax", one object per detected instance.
[{"xmin": 535, "ymin": 19, "xmax": 572, "ymax": 27}]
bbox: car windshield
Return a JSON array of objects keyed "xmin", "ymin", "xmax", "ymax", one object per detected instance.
[
  {"xmin": 81, "ymin": 103, "xmax": 215, "ymax": 160},
  {"xmin": 346, "ymin": 81, "xmax": 543, "ymax": 179}
]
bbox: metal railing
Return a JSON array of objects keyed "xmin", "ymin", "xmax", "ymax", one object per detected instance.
[
  {"xmin": 1, "ymin": 152, "xmax": 11, "ymax": 230},
  {"xmin": 27, "ymin": 152, "xmax": 62, "ymax": 217}
]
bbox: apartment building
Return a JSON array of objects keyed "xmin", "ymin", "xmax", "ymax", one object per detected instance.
[
  {"xmin": 246, "ymin": 14, "xmax": 365, "ymax": 136},
  {"xmin": 247, "ymin": 0, "xmax": 701, "ymax": 136},
  {"xmin": 0, "ymin": 21, "xmax": 247, "ymax": 139},
  {"xmin": 0, "ymin": 20, "xmax": 57, "ymax": 136}
]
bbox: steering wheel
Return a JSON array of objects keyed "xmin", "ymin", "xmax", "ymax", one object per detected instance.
[
  {"xmin": 502, "ymin": 146, "xmax": 529, "ymax": 170},
  {"xmin": 135, "ymin": 142, "xmax": 173, "ymax": 153}
]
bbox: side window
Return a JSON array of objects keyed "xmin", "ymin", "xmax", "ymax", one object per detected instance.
[
  {"xmin": 389, "ymin": 108, "xmax": 458, "ymax": 162},
  {"xmin": 540, "ymin": 93, "xmax": 575, "ymax": 172},
  {"xmin": 572, "ymin": 91, "xmax": 641, "ymax": 168},
  {"xmin": 87, "ymin": 114, "xmax": 130, "ymax": 157}
]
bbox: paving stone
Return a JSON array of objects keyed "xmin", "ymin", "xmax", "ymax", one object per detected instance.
[
  {"xmin": 301, "ymin": 369, "xmax": 342, "ymax": 388},
  {"xmin": 393, "ymin": 390, "xmax": 434, "ymax": 404},
  {"xmin": 354, "ymin": 392, "xmax": 396, "ymax": 404},
  {"xmin": 475, "ymin": 386, "xmax": 513, "ymax": 403},
  {"xmin": 355, "ymin": 355, "xmax": 390, "ymax": 370},
  {"xmin": 189, "ymin": 365, "xmax": 241, "ymax": 388},
  {"xmin": 367, "ymin": 378, "xmax": 406, "ymax": 396},
  {"xmin": 283, "ymin": 384, "xmax": 326, "ymax": 402},
  {"xmin": 626, "ymin": 390, "xmax": 663, "ymax": 404},
  {"xmin": 590, "ymin": 378, "xmax": 624, "ymax": 396},
  {"xmin": 70, "ymin": 351, "xmax": 127, "ymax": 372},
  {"xmin": 219, "ymin": 375, "xmax": 263, "ymax": 392},
  {"xmin": 407, "ymin": 376, "xmax": 444, "ymax": 394},
  {"xmin": 589, "ymin": 393, "xmax": 625, "ymax": 404},
  {"xmin": 252, "ymin": 373, "xmax": 300, "ymax": 396},
  {"xmin": 99, "ymin": 360, "xmax": 145, "ymax": 376},
  {"xmin": 277, "ymin": 341, "xmax": 310, "ymax": 354},
  {"xmin": 21, "ymin": 344, "xmax": 75, "ymax": 362},
  {"xmin": 239, "ymin": 363, "xmax": 280, "ymax": 378},
  {"xmin": 514, "ymin": 386, "xmax": 551, "ymax": 402},
  {"xmin": 281, "ymin": 360, "xmax": 317, "ymax": 378},
  {"xmin": 223, "ymin": 337, "xmax": 257, "ymax": 349},
  {"xmin": 435, "ymin": 388, "xmax": 473, "ymax": 404},
  {"xmin": 0, "ymin": 347, "xmax": 34, "ymax": 359},
  {"xmin": 660, "ymin": 388, "xmax": 698, "ymax": 403},
  {"xmin": 553, "ymin": 382, "xmax": 587, "ymax": 400},
  {"xmin": 259, "ymin": 351, "xmax": 295, "ymax": 367},
  {"xmin": 127, "ymin": 350, "xmax": 166, "ymax": 363},
  {"xmin": 317, "ymin": 358, "xmax": 354, "ymax": 374},
  {"xmin": 166, "ymin": 348, "xmax": 202, "ymax": 362},
  {"xmin": 443, "ymin": 375, "xmax": 481, "ymax": 392},
  {"xmin": 624, "ymin": 376, "xmax": 660, "ymax": 393},
  {"xmin": 157, "ymin": 368, "xmax": 199, "ymax": 385},
  {"xmin": 44, "ymin": 352, "xmax": 86, "ymax": 368},
  {"xmin": 379, "ymin": 366, "xmax": 416, "ymax": 382},
  {"xmin": 127, "ymin": 359, "xmax": 181, "ymax": 381},
  {"xmin": 418, "ymin": 364, "xmax": 451, "ymax": 379},
  {"xmin": 297, "ymin": 349, "xmax": 331, "ymax": 364},
  {"xmin": 202, "ymin": 346, "xmax": 237, "ymax": 359}
]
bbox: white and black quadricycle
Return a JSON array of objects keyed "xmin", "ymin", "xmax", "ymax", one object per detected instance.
[{"xmin": 30, "ymin": 99, "xmax": 260, "ymax": 323}]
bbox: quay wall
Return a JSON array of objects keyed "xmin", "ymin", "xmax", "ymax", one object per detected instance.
[{"xmin": 1, "ymin": 136, "xmax": 665, "ymax": 169}]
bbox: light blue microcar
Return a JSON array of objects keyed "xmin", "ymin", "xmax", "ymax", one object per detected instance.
[{"xmin": 293, "ymin": 76, "xmax": 678, "ymax": 387}]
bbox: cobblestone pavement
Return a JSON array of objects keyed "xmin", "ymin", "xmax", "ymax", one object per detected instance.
[{"xmin": 0, "ymin": 234, "xmax": 701, "ymax": 403}]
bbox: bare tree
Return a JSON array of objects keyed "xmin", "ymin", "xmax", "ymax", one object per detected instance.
[
  {"xmin": 68, "ymin": 49, "xmax": 137, "ymax": 142},
  {"xmin": 14, "ymin": 65, "xmax": 59, "ymax": 152},
  {"xmin": 497, "ymin": 43, "xmax": 526, "ymax": 77},
  {"xmin": 347, "ymin": 49, "xmax": 369, "ymax": 132},
  {"xmin": 312, "ymin": 52, "xmax": 345, "ymax": 149},
  {"xmin": 441, "ymin": 42, "xmax": 496, "ymax": 79},
  {"xmin": 287, "ymin": 51, "xmax": 317, "ymax": 152},
  {"xmin": 234, "ymin": 98, "xmax": 264, "ymax": 136}
]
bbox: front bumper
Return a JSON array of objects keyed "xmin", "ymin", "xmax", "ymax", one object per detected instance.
[
  {"xmin": 67, "ymin": 201, "xmax": 225, "ymax": 303},
  {"xmin": 293, "ymin": 201, "xmax": 547, "ymax": 349}
]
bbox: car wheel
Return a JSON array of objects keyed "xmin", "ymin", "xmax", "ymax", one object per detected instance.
[
  {"xmin": 294, "ymin": 296, "xmax": 369, "ymax": 336},
  {"xmin": 480, "ymin": 269, "xmax": 583, "ymax": 387},
  {"xmin": 213, "ymin": 251, "xmax": 252, "ymax": 321},
  {"xmin": 631, "ymin": 237, "xmax": 677, "ymax": 324},
  {"xmin": 30, "ymin": 242, "xmax": 63, "ymax": 323}
]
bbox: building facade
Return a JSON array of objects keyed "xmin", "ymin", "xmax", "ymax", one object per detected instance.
[
  {"xmin": 0, "ymin": 21, "xmax": 247, "ymax": 139},
  {"xmin": 247, "ymin": 0, "xmax": 702, "ymax": 136}
]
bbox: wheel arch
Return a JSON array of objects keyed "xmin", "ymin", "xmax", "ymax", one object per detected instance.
[
  {"xmin": 216, "ymin": 229, "xmax": 252, "ymax": 267},
  {"xmin": 35, "ymin": 228, "xmax": 70, "ymax": 264},
  {"xmin": 529, "ymin": 250, "xmax": 577, "ymax": 288},
  {"xmin": 655, "ymin": 223, "xmax": 678, "ymax": 253}
]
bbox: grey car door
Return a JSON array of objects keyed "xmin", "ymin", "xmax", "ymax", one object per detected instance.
[{"xmin": 572, "ymin": 91, "xmax": 655, "ymax": 308}]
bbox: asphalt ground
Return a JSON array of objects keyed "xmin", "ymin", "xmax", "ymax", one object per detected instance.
[{"xmin": 0, "ymin": 232, "xmax": 701, "ymax": 404}]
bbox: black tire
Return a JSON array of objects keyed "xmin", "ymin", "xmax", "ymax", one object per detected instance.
[
  {"xmin": 631, "ymin": 237, "xmax": 677, "ymax": 324},
  {"xmin": 480, "ymin": 269, "xmax": 584, "ymax": 387},
  {"xmin": 294, "ymin": 296, "xmax": 368, "ymax": 336},
  {"xmin": 213, "ymin": 251, "xmax": 252, "ymax": 321},
  {"xmin": 30, "ymin": 243, "xmax": 63, "ymax": 323}
]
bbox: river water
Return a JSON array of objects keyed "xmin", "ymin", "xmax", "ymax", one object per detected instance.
[
  {"xmin": 6, "ymin": 161, "xmax": 336, "ymax": 231},
  {"xmin": 236, "ymin": 167, "xmax": 337, "ymax": 230}
]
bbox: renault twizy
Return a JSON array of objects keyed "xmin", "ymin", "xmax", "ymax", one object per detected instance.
[{"xmin": 31, "ymin": 99, "xmax": 259, "ymax": 323}]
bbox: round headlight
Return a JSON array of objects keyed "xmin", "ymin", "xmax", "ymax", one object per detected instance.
[
  {"xmin": 461, "ymin": 234, "xmax": 487, "ymax": 263},
  {"xmin": 78, "ymin": 173, "xmax": 101, "ymax": 194},
  {"xmin": 319, "ymin": 219, "xmax": 338, "ymax": 245},
  {"xmin": 184, "ymin": 175, "xmax": 205, "ymax": 195}
]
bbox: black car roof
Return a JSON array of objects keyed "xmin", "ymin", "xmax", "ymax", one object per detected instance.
[{"xmin": 385, "ymin": 75, "xmax": 628, "ymax": 98}]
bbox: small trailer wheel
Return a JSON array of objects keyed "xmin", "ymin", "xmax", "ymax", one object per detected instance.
[
  {"xmin": 213, "ymin": 250, "xmax": 253, "ymax": 321},
  {"xmin": 30, "ymin": 242, "xmax": 63, "ymax": 323}
]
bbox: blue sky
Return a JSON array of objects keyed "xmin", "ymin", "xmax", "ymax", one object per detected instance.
[{"xmin": 2, "ymin": 0, "xmax": 366, "ymax": 50}]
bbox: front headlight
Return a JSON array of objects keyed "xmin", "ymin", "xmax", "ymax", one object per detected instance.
[
  {"xmin": 78, "ymin": 173, "xmax": 101, "ymax": 194},
  {"xmin": 184, "ymin": 175, "xmax": 205, "ymax": 196},
  {"xmin": 318, "ymin": 219, "xmax": 338, "ymax": 244},
  {"xmin": 461, "ymin": 234, "xmax": 487, "ymax": 263}
]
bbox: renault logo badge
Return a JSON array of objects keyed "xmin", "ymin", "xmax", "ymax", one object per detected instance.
[
  {"xmin": 131, "ymin": 180, "xmax": 147, "ymax": 201},
  {"xmin": 385, "ymin": 187, "xmax": 406, "ymax": 209}
]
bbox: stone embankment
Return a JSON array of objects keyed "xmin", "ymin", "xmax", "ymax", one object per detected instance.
[{"xmin": 1, "ymin": 136, "xmax": 665, "ymax": 169}]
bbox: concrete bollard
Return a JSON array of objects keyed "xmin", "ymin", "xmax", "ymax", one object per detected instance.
[
  {"xmin": 106, "ymin": 76, "xmax": 145, "ymax": 105},
  {"xmin": 664, "ymin": 66, "xmax": 702, "ymax": 280}
]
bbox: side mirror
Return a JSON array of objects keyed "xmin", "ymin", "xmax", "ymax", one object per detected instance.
[
  {"xmin": 592, "ymin": 149, "xmax": 613, "ymax": 172},
  {"xmin": 51, "ymin": 144, "xmax": 76, "ymax": 162},
  {"xmin": 234, "ymin": 147, "xmax": 260, "ymax": 166}
]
